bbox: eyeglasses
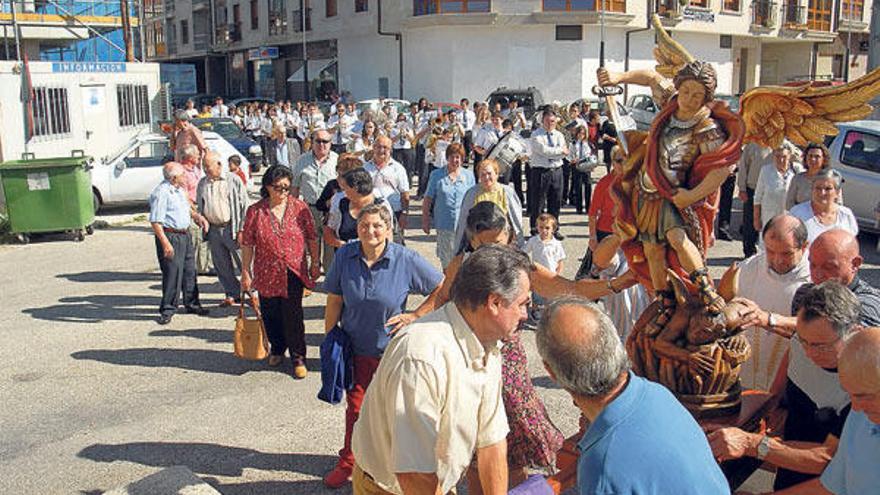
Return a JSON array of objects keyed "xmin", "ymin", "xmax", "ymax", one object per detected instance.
[
  {"xmin": 314, "ymin": 139, "xmax": 332, "ymax": 145},
  {"xmin": 795, "ymin": 334, "xmax": 840, "ymax": 352},
  {"xmin": 270, "ymin": 184, "xmax": 291, "ymax": 192}
]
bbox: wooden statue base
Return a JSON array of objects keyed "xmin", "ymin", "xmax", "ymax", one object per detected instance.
[
  {"xmin": 546, "ymin": 390, "xmax": 773, "ymax": 494},
  {"xmin": 678, "ymin": 383, "xmax": 743, "ymax": 420}
]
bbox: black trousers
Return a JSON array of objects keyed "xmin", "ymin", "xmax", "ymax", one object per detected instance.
[
  {"xmin": 718, "ymin": 174, "xmax": 736, "ymax": 229},
  {"xmin": 562, "ymin": 160, "xmax": 572, "ymax": 205},
  {"xmin": 530, "ymin": 166, "xmax": 563, "ymax": 229},
  {"xmin": 392, "ymin": 148, "xmax": 416, "ymax": 183},
  {"xmin": 156, "ymin": 231, "xmax": 200, "ymax": 317},
  {"xmin": 331, "ymin": 143, "xmax": 347, "ymax": 155},
  {"xmin": 260, "ymin": 270, "xmax": 306, "ymax": 362},
  {"xmin": 741, "ymin": 187, "xmax": 758, "ymax": 258},
  {"xmin": 463, "ymin": 131, "xmax": 473, "ymax": 160},
  {"xmin": 570, "ymin": 169, "xmax": 592, "ymax": 213},
  {"xmin": 510, "ymin": 159, "xmax": 525, "ymax": 206}
]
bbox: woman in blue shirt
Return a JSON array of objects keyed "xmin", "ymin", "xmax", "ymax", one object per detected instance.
[
  {"xmin": 322, "ymin": 203, "xmax": 444, "ymax": 489},
  {"xmin": 421, "ymin": 142, "xmax": 475, "ymax": 269}
]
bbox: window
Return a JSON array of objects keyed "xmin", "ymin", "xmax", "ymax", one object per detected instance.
[
  {"xmin": 326, "ymin": 0, "xmax": 337, "ymax": 16},
  {"xmin": 542, "ymin": 0, "xmax": 626, "ymax": 13},
  {"xmin": 689, "ymin": 0, "xmax": 709, "ymax": 8},
  {"xmin": 413, "ymin": 0, "xmax": 491, "ymax": 15},
  {"xmin": 722, "ymin": 0, "xmax": 740, "ymax": 11},
  {"xmin": 117, "ymin": 84, "xmax": 151, "ymax": 128},
  {"xmin": 355, "ymin": 0, "xmax": 368, "ymax": 11},
  {"xmin": 269, "ymin": 0, "xmax": 287, "ymax": 34},
  {"xmin": 31, "ymin": 87, "xmax": 70, "ymax": 137},
  {"xmin": 840, "ymin": 0, "xmax": 863, "ymax": 20},
  {"xmin": 841, "ymin": 130, "xmax": 880, "ymax": 172},
  {"xmin": 806, "ymin": 0, "xmax": 832, "ymax": 30},
  {"xmin": 180, "ymin": 19, "xmax": 189, "ymax": 44},
  {"xmin": 250, "ymin": 0, "xmax": 258, "ymax": 29},
  {"xmin": 555, "ymin": 25, "xmax": 582, "ymax": 40}
]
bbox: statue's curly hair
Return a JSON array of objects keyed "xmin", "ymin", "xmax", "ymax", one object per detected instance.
[{"xmin": 674, "ymin": 61, "xmax": 717, "ymax": 104}]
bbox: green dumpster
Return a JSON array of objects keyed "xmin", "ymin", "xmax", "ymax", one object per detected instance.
[{"xmin": 0, "ymin": 152, "xmax": 95, "ymax": 243}]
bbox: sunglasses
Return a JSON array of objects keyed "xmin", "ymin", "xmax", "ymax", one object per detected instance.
[
  {"xmin": 270, "ymin": 184, "xmax": 290, "ymax": 192},
  {"xmin": 314, "ymin": 138, "xmax": 332, "ymax": 145}
]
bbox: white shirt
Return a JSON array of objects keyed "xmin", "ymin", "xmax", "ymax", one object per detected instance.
[
  {"xmin": 474, "ymin": 125, "xmax": 503, "ymax": 153},
  {"xmin": 427, "ymin": 139, "xmax": 450, "ymax": 169},
  {"xmin": 788, "ymin": 338, "xmax": 850, "ymax": 413},
  {"xmin": 390, "ymin": 123, "xmax": 414, "ymax": 150},
  {"xmin": 211, "ymin": 104, "xmax": 229, "ymax": 118},
  {"xmin": 297, "ymin": 112, "xmax": 326, "ymax": 139},
  {"xmin": 530, "ymin": 128, "xmax": 567, "ymax": 169},
  {"xmin": 737, "ymin": 252, "xmax": 811, "ymax": 391},
  {"xmin": 457, "ymin": 109, "xmax": 476, "ymax": 132},
  {"xmin": 364, "ymin": 159, "xmax": 410, "ymax": 212},
  {"xmin": 524, "ymin": 235, "xmax": 566, "ymax": 272},
  {"xmin": 754, "ymin": 163, "xmax": 799, "ymax": 228},
  {"xmin": 184, "ymin": 108, "xmax": 199, "ymax": 119},
  {"xmin": 789, "ymin": 201, "xmax": 859, "ymax": 244},
  {"xmin": 328, "ymin": 113, "xmax": 357, "ymax": 145},
  {"xmin": 568, "ymin": 139, "xmax": 597, "ymax": 168},
  {"xmin": 352, "ymin": 303, "xmax": 509, "ymax": 495}
]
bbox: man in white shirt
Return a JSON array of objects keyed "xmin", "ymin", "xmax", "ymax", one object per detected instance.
[
  {"xmin": 473, "ymin": 112, "xmax": 504, "ymax": 167},
  {"xmin": 328, "ymin": 102, "xmax": 357, "ymax": 155},
  {"xmin": 731, "ymin": 214, "xmax": 811, "ymax": 391},
  {"xmin": 738, "ymin": 142, "xmax": 775, "ymax": 257},
  {"xmin": 352, "ymin": 245, "xmax": 530, "ymax": 495},
  {"xmin": 211, "ymin": 97, "xmax": 229, "ymax": 118},
  {"xmin": 297, "ymin": 103, "xmax": 326, "ymax": 142},
  {"xmin": 184, "ymin": 99, "xmax": 199, "ymax": 119},
  {"xmin": 457, "ymin": 98, "xmax": 477, "ymax": 159},
  {"xmin": 529, "ymin": 107, "xmax": 569, "ymax": 239},
  {"xmin": 365, "ymin": 135, "xmax": 410, "ymax": 244}
]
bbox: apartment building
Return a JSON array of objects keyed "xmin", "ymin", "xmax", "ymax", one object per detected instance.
[
  {"xmin": 1, "ymin": 0, "xmax": 140, "ymax": 61},
  {"xmin": 145, "ymin": 0, "xmax": 874, "ymax": 102}
]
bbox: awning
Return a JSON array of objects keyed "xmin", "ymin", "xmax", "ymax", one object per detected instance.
[{"xmin": 287, "ymin": 59, "xmax": 336, "ymax": 82}]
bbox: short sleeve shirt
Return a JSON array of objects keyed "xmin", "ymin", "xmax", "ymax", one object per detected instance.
[
  {"xmin": 149, "ymin": 181, "xmax": 191, "ymax": 230},
  {"xmin": 291, "ymin": 151, "xmax": 339, "ymax": 205},
  {"xmin": 425, "ymin": 167, "xmax": 475, "ymax": 231},
  {"xmin": 364, "ymin": 160, "xmax": 410, "ymax": 212},
  {"xmin": 323, "ymin": 241, "xmax": 443, "ymax": 357},
  {"xmin": 789, "ymin": 201, "xmax": 859, "ymax": 244},
  {"xmin": 589, "ymin": 174, "xmax": 616, "ymax": 233},
  {"xmin": 524, "ymin": 236, "xmax": 566, "ymax": 272},
  {"xmin": 240, "ymin": 196, "xmax": 317, "ymax": 296},
  {"xmin": 352, "ymin": 304, "xmax": 509, "ymax": 495},
  {"xmin": 820, "ymin": 411, "xmax": 880, "ymax": 495}
]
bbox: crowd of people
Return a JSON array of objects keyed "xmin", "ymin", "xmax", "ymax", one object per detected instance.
[{"xmin": 144, "ymin": 88, "xmax": 880, "ymax": 495}]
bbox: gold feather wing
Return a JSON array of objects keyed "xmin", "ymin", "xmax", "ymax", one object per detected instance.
[
  {"xmin": 740, "ymin": 67, "xmax": 880, "ymax": 149},
  {"xmin": 651, "ymin": 14, "xmax": 695, "ymax": 79}
]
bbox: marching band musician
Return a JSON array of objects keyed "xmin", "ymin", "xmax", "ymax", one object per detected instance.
[
  {"xmin": 529, "ymin": 107, "xmax": 568, "ymax": 239},
  {"xmin": 472, "ymin": 111, "xmax": 505, "ymax": 167},
  {"xmin": 327, "ymin": 102, "xmax": 357, "ymax": 155},
  {"xmin": 297, "ymin": 103, "xmax": 326, "ymax": 148},
  {"xmin": 425, "ymin": 127, "xmax": 454, "ymax": 173},
  {"xmin": 390, "ymin": 113, "xmax": 416, "ymax": 182},
  {"xmin": 350, "ymin": 120, "xmax": 379, "ymax": 162},
  {"xmin": 499, "ymin": 118, "xmax": 529, "ymax": 206},
  {"xmin": 456, "ymin": 98, "xmax": 477, "ymax": 158},
  {"xmin": 568, "ymin": 125, "xmax": 598, "ymax": 215},
  {"xmin": 502, "ymin": 99, "xmax": 529, "ymax": 132},
  {"xmin": 281, "ymin": 101, "xmax": 301, "ymax": 140}
]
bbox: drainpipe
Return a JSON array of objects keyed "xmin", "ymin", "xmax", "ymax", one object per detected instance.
[
  {"xmin": 623, "ymin": 0, "xmax": 654, "ymax": 101},
  {"xmin": 377, "ymin": 0, "xmax": 403, "ymax": 99}
]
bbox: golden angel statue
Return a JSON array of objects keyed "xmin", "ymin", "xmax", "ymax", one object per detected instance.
[{"xmin": 597, "ymin": 14, "xmax": 880, "ymax": 417}]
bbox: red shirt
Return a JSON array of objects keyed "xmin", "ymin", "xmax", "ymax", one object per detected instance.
[
  {"xmin": 588, "ymin": 174, "xmax": 616, "ymax": 234},
  {"xmin": 241, "ymin": 196, "xmax": 317, "ymax": 297}
]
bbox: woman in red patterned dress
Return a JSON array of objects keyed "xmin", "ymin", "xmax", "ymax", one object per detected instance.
[{"xmin": 241, "ymin": 165, "xmax": 320, "ymax": 379}]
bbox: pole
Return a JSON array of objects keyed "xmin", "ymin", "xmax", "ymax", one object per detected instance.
[
  {"xmin": 138, "ymin": 0, "xmax": 146, "ymax": 61},
  {"xmin": 121, "ymin": 0, "xmax": 134, "ymax": 61},
  {"xmin": 870, "ymin": 0, "xmax": 880, "ymax": 71},
  {"xmin": 842, "ymin": 0, "xmax": 852, "ymax": 81},
  {"xmin": 10, "ymin": 0, "xmax": 22, "ymax": 61},
  {"xmin": 301, "ymin": 0, "xmax": 309, "ymax": 101}
]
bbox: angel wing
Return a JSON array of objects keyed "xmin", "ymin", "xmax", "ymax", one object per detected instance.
[
  {"xmin": 740, "ymin": 67, "xmax": 880, "ymax": 149},
  {"xmin": 651, "ymin": 14, "xmax": 695, "ymax": 79}
]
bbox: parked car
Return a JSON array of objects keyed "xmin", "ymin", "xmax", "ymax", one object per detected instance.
[
  {"xmin": 356, "ymin": 98, "xmax": 411, "ymax": 119},
  {"xmin": 192, "ymin": 117, "xmax": 264, "ymax": 173},
  {"xmin": 569, "ymin": 97, "xmax": 637, "ymax": 132},
  {"xmin": 228, "ymin": 97, "xmax": 276, "ymax": 109},
  {"xmin": 90, "ymin": 130, "xmax": 250, "ymax": 212},
  {"xmin": 626, "ymin": 93, "xmax": 740, "ymax": 131},
  {"xmin": 487, "ymin": 87, "xmax": 545, "ymax": 121},
  {"xmin": 824, "ymin": 120, "xmax": 880, "ymax": 233},
  {"xmin": 172, "ymin": 93, "xmax": 216, "ymax": 110}
]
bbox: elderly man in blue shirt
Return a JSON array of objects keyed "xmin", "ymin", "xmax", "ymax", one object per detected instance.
[
  {"xmin": 767, "ymin": 327, "xmax": 880, "ymax": 495},
  {"xmin": 150, "ymin": 161, "xmax": 209, "ymax": 325},
  {"xmin": 536, "ymin": 297, "xmax": 730, "ymax": 495}
]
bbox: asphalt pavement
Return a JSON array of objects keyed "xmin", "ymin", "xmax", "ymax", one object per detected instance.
[{"xmin": 1, "ymin": 180, "xmax": 879, "ymax": 494}]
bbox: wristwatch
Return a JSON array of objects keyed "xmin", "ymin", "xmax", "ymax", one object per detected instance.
[
  {"xmin": 756, "ymin": 435, "xmax": 771, "ymax": 460},
  {"xmin": 767, "ymin": 312, "xmax": 778, "ymax": 329}
]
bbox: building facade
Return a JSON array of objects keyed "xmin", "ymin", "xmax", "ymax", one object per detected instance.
[{"xmin": 146, "ymin": 0, "xmax": 874, "ymax": 102}]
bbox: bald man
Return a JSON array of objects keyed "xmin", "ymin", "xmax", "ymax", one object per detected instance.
[
  {"xmin": 196, "ymin": 152, "xmax": 250, "ymax": 306},
  {"xmin": 537, "ymin": 297, "xmax": 729, "ymax": 495},
  {"xmin": 799, "ymin": 229, "xmax": 880, "ymax": 327},
  {"xmin": 773, "ymin": 328, "xmax": 880, "ymax": 494},
  {"xmin": 150, "ymin": 161, "xmax": 207, "ymax": 325}
]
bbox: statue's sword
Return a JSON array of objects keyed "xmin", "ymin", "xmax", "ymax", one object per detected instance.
[{"xmin": 593, "ymin": 0, "xmax": 630, "ymax": 156}]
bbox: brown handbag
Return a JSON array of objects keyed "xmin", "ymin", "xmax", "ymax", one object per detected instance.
[{"xmin": 233, "ymin": 292, "xmax": 270, "ymax": 361}]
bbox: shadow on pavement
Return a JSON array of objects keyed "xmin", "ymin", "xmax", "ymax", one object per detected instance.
[
  {"xmin": 77, "ymin": 442, "xmax": 337, "ymax": 478},
  {"xmin": 23, "ymin": 295, "xmax": 160, "ymax": 323},
  {"xmin": 205, "ymin": 479, "xmax": 348, "ymax": 495},
  {"xmin": 146, "ymin": 329, "xmax": 326, "ymax": 348},
  {"xmin": 58, "ymin": 271, "xmax": 161, "ymax": 283},
  {"xmin": 70, "ymin": 347, "xmax": 321, "ymax": 375}
]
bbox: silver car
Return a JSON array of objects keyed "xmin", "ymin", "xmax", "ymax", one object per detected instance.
[{"xmin": 826, "ymin": 120, "xmax": 880, "ymax": 233}]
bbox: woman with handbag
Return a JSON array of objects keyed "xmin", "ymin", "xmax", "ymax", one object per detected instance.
[
  {"xmin": 321, "ymin": 204, "xmax": 444, "ymax": 489},
  {"xmin": 240, "ymin": 165, "xmax": 320, "ymax": 379}
]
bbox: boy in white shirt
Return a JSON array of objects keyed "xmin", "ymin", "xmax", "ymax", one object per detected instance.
[{"xmin": 524, "ymin": 213, "xmax": 566, "ymax": 322}]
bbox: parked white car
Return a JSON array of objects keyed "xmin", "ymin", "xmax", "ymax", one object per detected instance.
[
  {"xmin": 826, "ymin": 120, "xmax": 880, "ymax": 233},
  {"xmin": 90, "ymin": 130, "xmax": 250, "ymax": 211}
]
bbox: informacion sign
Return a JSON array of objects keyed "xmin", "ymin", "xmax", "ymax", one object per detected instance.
[
  {"xmin": 683, "ymin": 7, "xmax": 715, "ymax": 22},
  {"xmin": 248, "ymin": 46, "xmax": 280, "ymax": 61},
  {"xmin": 52, "ymin": 62, "xmax": 127, "ymax": 73},
  {"xmin": 27, "ymin": 172, "xmax": 50, "ymax": 191}
]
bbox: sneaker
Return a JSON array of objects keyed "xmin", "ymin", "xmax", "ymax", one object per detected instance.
[{"xmin": 323, "ymin": 463, "xmax": 352, "ymax": 489}]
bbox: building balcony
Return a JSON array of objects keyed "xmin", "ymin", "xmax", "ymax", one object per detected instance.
[
  {"xmin": 837, "ymin": 3, "xmax": 867, "ymax": 31},
  {"xmin": 780, "ymin": 1, "xmax": 806, "ymax": 28},
  {"xmin": 750, "ymin": 0, "xmax": 777, "ymax": 30},
  {"xmin": 533, "ymin": 0, "xmax": 634, "ymax": 24},
  {"xmin": 413, "ymin": 0, "xmax": 490, "ymax": 15}
]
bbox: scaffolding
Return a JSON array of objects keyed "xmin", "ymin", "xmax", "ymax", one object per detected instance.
[{"xmin": 0, "ymin": 0, "xmax": 141, "ymax": 61}]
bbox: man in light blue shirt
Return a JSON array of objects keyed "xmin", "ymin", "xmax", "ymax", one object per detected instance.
[
  {"xmin": 149, "ymin": 161, "xmax": 207, "ymax": 325},
  {"xmin": 536, "ymin": 297, "xmax": 730, "ymax": 495}
]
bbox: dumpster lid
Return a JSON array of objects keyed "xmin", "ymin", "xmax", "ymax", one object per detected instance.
[{"xmin": 0, "ymin": 155, "xmax": 93, "ymax": 171}]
